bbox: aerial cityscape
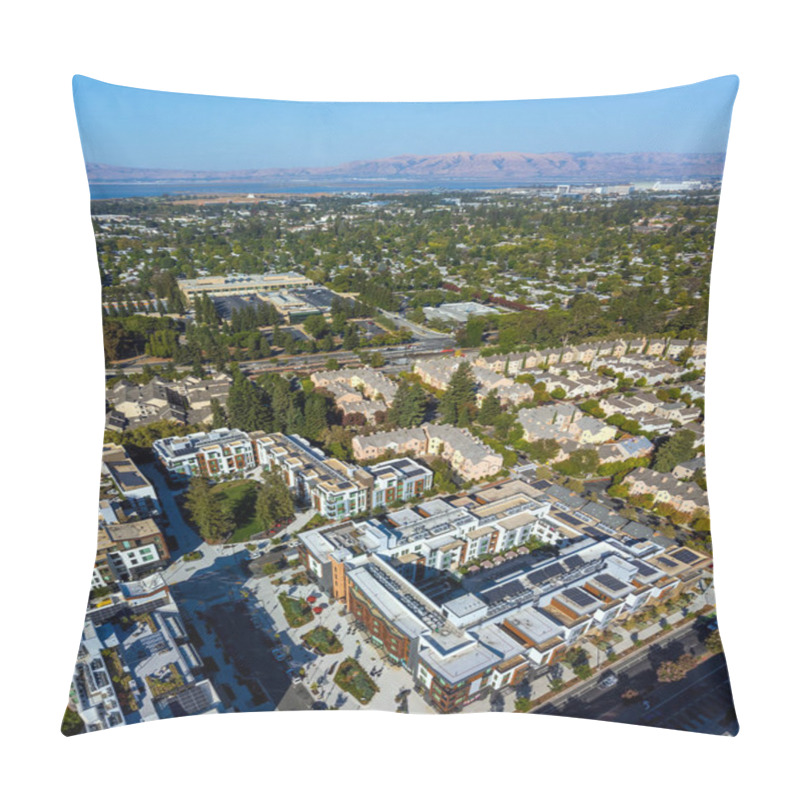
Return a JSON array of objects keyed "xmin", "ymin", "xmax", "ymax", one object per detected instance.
[{"xmin": 63, "ymin": 76, "xmax": 738, "ymax": 736}]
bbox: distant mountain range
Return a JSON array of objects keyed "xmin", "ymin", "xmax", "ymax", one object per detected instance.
[{"xmin": 86, "ymin": 151, "xmax": 726, "ymax": 185}]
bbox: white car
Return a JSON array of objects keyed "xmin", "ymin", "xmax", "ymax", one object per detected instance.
[{"xmin": 597, "ymin": 672, "xmax": 618, "ymax": 689}]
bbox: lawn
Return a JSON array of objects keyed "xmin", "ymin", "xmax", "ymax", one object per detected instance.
[
  {"xmin": 301, "ymin": 626, "xmax": 343, "ymax": 654},
  {"xmin": 334, "ymin": 657, "xmax": 378, "ymax": 705},
  {"xmin": 209, "ymin": 480, "xmax": 262, "ymax": 543},
  {"xmin": 278, "ymin": 592, "xmax": 313, "ymax": 628}
]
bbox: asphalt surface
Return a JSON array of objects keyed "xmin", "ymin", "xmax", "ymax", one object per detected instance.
[{"xmin": 534, "ymin": 622, "xmax": 738, "ymax": 735}]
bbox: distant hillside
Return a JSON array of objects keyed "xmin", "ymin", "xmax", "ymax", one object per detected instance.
[{"xmin": 87, "ymin": 151, "xmax": 726, "ymax": 184}]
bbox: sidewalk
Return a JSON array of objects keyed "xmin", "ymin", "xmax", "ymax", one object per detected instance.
[{"xmin": 463, "ymin": 590, "xmax": 715, "ymax": 714}]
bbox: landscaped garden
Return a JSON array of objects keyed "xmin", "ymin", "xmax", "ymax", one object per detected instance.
[
  {"xmin": 278, "ymin": 592, "xmax": 313, "ymax": 628},
  {"xmin": 334, "ymin": 657, "xmax": 378, "ymax": 705},
  {"xmin": 101, "ymin": 647, "xmax": 140, "ymax": 714},
  {"xmin": 301, "ymin": 626, "xmax": 343, "ymax": 654},
  {"xmin": 210, "ymin": 480, "xmax": 262, "ymax": 543},
  {"xmin": 145, "ymin": 662, "xmax": 185, "ymax": 698}
]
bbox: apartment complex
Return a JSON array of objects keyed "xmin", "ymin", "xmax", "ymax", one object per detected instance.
[
  {"xmin": 298, "ymin": 477, "xmax": 711, "ymax": 712},
  {"xmin": 353, "ymin": 423, "xmax": 502, "ymax": 482},
  {"xmin": 370, "ymin": 458, "xmax": 434, "ymax": 509},
  {"xmin": 70, "ymin": 577, "xmax": 223, "ymax": 732},
  {"xmin": 93, "ymin": 518, "xmax": 170, "ymax": 588},
  {"xmin": 101, "ymin": 443, "xmax": 161, "ymax": 517},
  {"xmin": 253, "ymin": 432, "xmax": 433, "ymax": 519},
  {"xmin": 153, "ymin": 428, "xmax": 433, "ymax": 521},
  {"xmin": 153, "ymin": 428, "xmax": 257, "ymax": 477},
  {"xmin": 253, "ymin": 432, "xmax": 372, "ymax": 520},
  {"xmin": 178, "ymin": 271, "xmax": 312, "ymax": 301}
]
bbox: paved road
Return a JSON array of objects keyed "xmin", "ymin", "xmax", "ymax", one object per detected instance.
[
  {"xmin": 139, "ymin": 462, "xmax": 203, "ymax": 558},
  {"xmin": 240, "ymin": 340, "xmax": 459, "ymax": 375},
  {"xmin": 535, "ymin": 622, "xmax": 738, "ymax": 735}
]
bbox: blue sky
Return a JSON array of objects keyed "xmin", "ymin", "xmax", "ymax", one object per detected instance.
[{"xmin": 73, "ymin": 75, "xmax": 738, "ymax": 171}]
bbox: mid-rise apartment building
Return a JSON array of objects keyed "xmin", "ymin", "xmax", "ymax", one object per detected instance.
[
  {"xmin": 153, "ymin": 428, "xmax": 257, "ymax": 477},
  {"xmin": 93, "ymin": 518, "xmax": 170, "ymax": 588},
  {"xmin": 297, "ymin": 477, "xmax": 712, "ymax": 712}
]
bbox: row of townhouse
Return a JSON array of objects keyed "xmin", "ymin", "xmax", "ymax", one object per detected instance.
[
  {"xmin": 413, "ymin": 357, "xmax": 537, "ymax": 408},
  {"xmin": 310, "ymin": 367, "xmax": 398, "ymax": 423},
  {"xmin": 352, "ymin": 423, "xmax": 503, "ymax": 482},
  {"xmin": 600, "ymin": 390, "xmax": 702, "ymax": 430},
  {"xmin": 672, "ymin": 456, "xmax": 706, "ymax": 481},
  {"xmin": 106, "ymin": 373, "xmax": 232, "ymax": 431},
  {"xmin": 475, "ymin": 337, "xmax": 706, "ymax": 376},
  {"xmin": 518, "ymin": 403, "xmax": 618, "ymax": 444},
  {"xmin": 297, "ymin": 477, "xmax": 712, "ymax": 712},
  {"xmin": 153, "ymin": 428, "xmax": 433, "ymax": 520},
  {"xmin": 532, "ymin": 368, "xmax": 618, "ymax": 399},
  {"xmin": 517, "ymin": 403, "xmax": 656, "ymax": 465},
  {"xmin": 594, "ymin": 354, "xmax": 685, "ymax": 385},
  {"xmin": 70, "ymin": 575, "xmax": 224, "ymax": 733},
  {"xmin": 597, "ymin": 436, "xmax": 655, "ymax": 464},
  {"xmin": 624, "ymin": 467, "xmax": 709, "ymax": 515}
]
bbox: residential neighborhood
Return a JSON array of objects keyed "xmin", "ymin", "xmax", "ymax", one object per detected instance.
[{"xmin": 64, "ymin": 181, "xmax": 734, "ymax": 737}]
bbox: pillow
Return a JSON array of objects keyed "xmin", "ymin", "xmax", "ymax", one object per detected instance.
[{"xmin": 64, "ymin": 75, "xmax": 739, "ymax": 736}]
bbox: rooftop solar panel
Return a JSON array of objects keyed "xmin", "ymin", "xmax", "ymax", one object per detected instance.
[
  {"xmin": 594, "ymin": 573, "xmax": 628, "ymax": 592},
  {"xmin": 166, "ymin": 684, "xmax": 213, "ymax": 716},
  {"xmin": 527, "ymin": 563, "xmax": 565, "ymax": 586},
  {"xmin": 563, "ymin": 555, "xmax": 585, "ymax": 571},
  {"xmin": 556, "ymin": 513, "xmax": 583, "ymax": 528},
  {"xmin": 118, "ymin": 472, "xmax": 146, "ymax": 488},
  {"xmin": 563, "ymin": 587, "xmax": 596, "ymax": 608},
  {"xmin": 632, "ymin": 559, "xmax": 658, "ymax": 577},
  {"xmin": 482, "ymin": 579, "xmax": 526, "ymax": 604},
  {"xmin": 657, "ymin": 557, "xmax": 678, "ymax": 568},
  {"xmin": 583, "ymin": 526, "xmax": 607, "ymax": 539},
  {"xmin": 672, "ymin": 549, "xmax": 701, "ymax": 565}
]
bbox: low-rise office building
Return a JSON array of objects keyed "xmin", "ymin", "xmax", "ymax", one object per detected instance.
[{"xmin": 178, "ymin": 271, "xmax": 312, "ymax": 301}]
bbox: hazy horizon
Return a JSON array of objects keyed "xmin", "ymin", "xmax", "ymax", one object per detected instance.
[{"xmin": 74, "ymin": 75, "xmax": 739, "ymax": 173}]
